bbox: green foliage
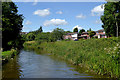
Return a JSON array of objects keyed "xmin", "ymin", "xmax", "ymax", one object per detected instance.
[
  {"xmin": 38, "ymin": 26, "xmax": 43, "ymax": 33},
  {"xmin": 50, "ymin": 28, "xmax": 65, "ymax": 41},
  {"xmin": 2, "ymin": 49, "xmax": 18, "ymax": 59},
  {"xmin": 87, "ymin": 28, "xmax": 92, "ymax": 32},
  {"xmin": 65, "ymin": 31, "xmax": 72, "ymax": 34},
  {"xmin": 24, "ymin": 28, "xmax": 65, "ymax": 42},
  {"xmin": 2, "ymin": 49, "xmax": 19, "ymax": 64},
  {"xmin": 2, "ymin": 2, "xmax": 24, "ymax": 50},
  {"xmin": 88, "ymin": 31, "xmax": 96, "ymax": 38},
  {"xmin": 64, "ymin": 38, "xmax": 71, "ymax": 41},
  {"xmin": 101, "ymin": 2, "xmax": 120, "ymax": 37},
  {"xmin": 73, "ymin": 28, "xmax": 78, "ymax": 32},
  {"xmin": 26, "ymin": 33, "xmax": 35, "ymax": 41},
  {"xmin": 33, "ymin": 26, "xmax": 43, "ymax": 35},
  {"xmin": 21, "ymin": 34, "xmax": 27, "ymax": 41},
  {"xmin": 24, "ymin": 37, "xmax": 120, "ymax": 78},
  {"xmin": 79, "ymin": 29, "xmax": 85, "ymax": 34},
  {"xmin": 35, "ymin": 32, "xmax": 50, "ymax": 42}
]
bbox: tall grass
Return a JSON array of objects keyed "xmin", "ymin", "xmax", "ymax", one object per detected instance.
[{"xmin": 24, "ymin": 37, "xmax": 120, "ymax": 78}]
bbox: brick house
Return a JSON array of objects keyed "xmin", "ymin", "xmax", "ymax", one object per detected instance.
[
  {"xmin": 63, "ymin": 32, "xmax": 78, "ymax": 40},
  {"xmin": 94, "ymin": 29, "xmax": 107, "ymax": 38},
  {"xmin": 78, "ymin": 32, "xmax": 89, "ymax": 39},
  {"xmin": 63, "ymin": 29, "xmax": 107, "ymax": 40}
]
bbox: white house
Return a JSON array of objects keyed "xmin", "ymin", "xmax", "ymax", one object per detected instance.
[{"xmin": 71, "ymin": 33, "xmax": 78, "ymax": 40}]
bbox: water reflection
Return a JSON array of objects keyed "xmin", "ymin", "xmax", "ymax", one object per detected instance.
[
  {"xmin": 2, "ymin": 56, "xmax": 22, "ymax": 78},
  {"xmin": 2, "ymin": 50, "xmax": 96, "ymax": 78}
]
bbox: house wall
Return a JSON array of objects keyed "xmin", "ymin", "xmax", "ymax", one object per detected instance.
[
  {"xmin": 98, "ymin": 34, "xmax": 107, "ymax": 39},
  {"xmin": 98, "ymin": 35, "xmax": 101, "ymax": 38},
  {"xmin": 71, "ymin": 34, "xmax": 77, "ymax": 38},
  {"xmin": 96, "ymin": 31, "xmax": 105, "ymax": 34},
  {"xmin": 64, "ymin": 33, "xmax": 78, "ymax": 40},
  {"xmin": 64, "ymin": 35, "xmax": 72, "ymax": 39}
]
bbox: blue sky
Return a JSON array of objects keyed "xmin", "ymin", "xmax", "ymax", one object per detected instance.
[{"xmin": 14, "ymin": 2, "xmax": 106, "ymax": 32}]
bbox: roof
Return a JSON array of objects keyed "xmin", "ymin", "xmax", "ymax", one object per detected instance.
[
  {"xmin": 20, "ymin": 32, "xmax": 27, "ymax": 34},
  {"xmin": 96, "ymin": 29, "xmax": 104, "ymax": 32},
  {"xmin": 94, "ymin": 33, "xmax": 106, "ymax": 36}
]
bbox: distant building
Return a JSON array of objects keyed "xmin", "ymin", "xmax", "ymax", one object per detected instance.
[
  {"xmin": 20, "ymin": 32, "xmax": 27, "ymax": 35},
  {"xmin": 63, "ymin": 32, "xmax": 78, "ymax": 40},
  {"xmin": 63, "ymin": 29, "xmax": 107, "ymax": 41},
  {"xmin": 94, "ymin": 29, "xmax": 107, "ymax": 38},
  {"xmin": 78, "ymin": 32, "xmax": 89, "ymax": 39}
]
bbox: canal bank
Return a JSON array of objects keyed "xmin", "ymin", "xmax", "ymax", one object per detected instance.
[
  {"xmin": 2, "ymin": 50, "xmax": 104, "ymax": 79},
  {"xmin": 23, "ymin": 37, "xmax": 120, "ymax": 78},
  {"xmin": 2, "ymin": 49, "xmax": 20, "ymax": 65}
]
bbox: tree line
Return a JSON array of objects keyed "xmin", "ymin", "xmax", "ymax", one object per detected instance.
[
  {"xmin": 22, "ymin": 27, "xmax": 66, "ymax": 42},
  {"xmin": 23, "ymin": 26, "xmax": 97, "ymax": 42}
]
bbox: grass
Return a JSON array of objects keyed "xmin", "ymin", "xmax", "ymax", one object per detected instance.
[
  {"xmin": 2, "ymin": 49, "xmax": 19, "ymax": 64},
  {"xmin": 23, "ymin": 37, "xmax": 120, "ymax": 78}
]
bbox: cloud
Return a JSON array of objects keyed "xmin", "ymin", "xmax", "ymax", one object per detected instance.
[
  {"xmin": 43, "ymin": 19, "xmax": 68, "ymax": 26},
  {"xmin": 33, "ymin": 0, "xmax": 38, "ymax": 5},
  {"xmin": 73, "ymin": 25, "xmax": 82, "ymax": 31},
  {"xmin": 33, "ymin": 8, "xmax": 50, "ymax": 17},
  {"xmin": 91, "ymin": 4, "xmax": 105, "ymax": 16},
  {"xmin": 56, "ymin": 11, "xmax": 63, "ymax": 14},
  {"xmin": 25, "ymin": 20, "xmax": 32, "ymax": 25},
  {"xmin": 95, "ymin": 20, "xmax": 102, "ymax": 24},
  {"xmin": 76, "ymin": 14, "xmax": 86, "ymax": 19}
]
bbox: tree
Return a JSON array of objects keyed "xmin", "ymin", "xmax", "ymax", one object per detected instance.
[
  {"xmin": 66, "ymin": 31, "xmax": 71, "ymax": 33},
  {"xmin": 73, "ymin": 28, "xmax": 78, "ymax": 32},
  {"xmin": 26, "ymin": 33, "xmax": 35, "ymax": 41},
  {"xmin": 34, "ymin": 26, "xmax": 43, "ymax": 35},
  {"xmin": 38, "ymin": 26, "xmax": 43, "ymax": 33},
  {"xmin": 88, "ymin": 31, "xmax": 96, "ymax": 38},
  {"xmin": 35, "ymin": 32, "xmax": 50, "ymax": 42},
  {"xmin": 87, "ymin": 28, "xmax": 92, "ymax": 32},
  {"xmin": 2, "ymin": 2, "xmax": 24, "ymax": 50},
  {"xmin": 50, "ymin": 28, "xmax": 65, "ymax": 41},
  {"xmin": 79, "ymin": 29, "xmax": 85, "ymax": 34},
  {"xmin": 101, "ymin": 2, "xmax": 120, "ymax": 37}
]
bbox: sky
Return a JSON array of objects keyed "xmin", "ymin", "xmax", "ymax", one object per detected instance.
[{"xmin": 14, "ymin": 2, "xmax": 106, "ymax": 32}]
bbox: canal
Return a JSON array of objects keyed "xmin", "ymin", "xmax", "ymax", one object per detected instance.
[{"xmin": 2, "ymin": 50, "xmax": 104, "ymax": 79}]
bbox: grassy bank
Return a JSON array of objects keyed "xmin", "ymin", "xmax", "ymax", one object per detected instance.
[
  {"xmin": 2, "ymin": 49, "xmax": 19, "ymax": 65},
  {"xmin": 23, "ymin": 37, "xmax": 120, "ymax": 78}
]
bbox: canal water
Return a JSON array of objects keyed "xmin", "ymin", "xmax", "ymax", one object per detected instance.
[{"xmin": 2, "ymin": 50, "xmax": 103, "ymax": 79}]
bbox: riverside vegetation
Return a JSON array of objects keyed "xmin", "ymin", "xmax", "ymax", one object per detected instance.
[
  {"xmin": 2, "ymin": 2, "xmax": 24, "ymax": 64},
  {"xmin": 23, "ymin": 37, "xmax": 120, "ymax": 78},
  {"xmin": 2, "ymin": 49, "xmax": 19, "ymax": 64}
]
